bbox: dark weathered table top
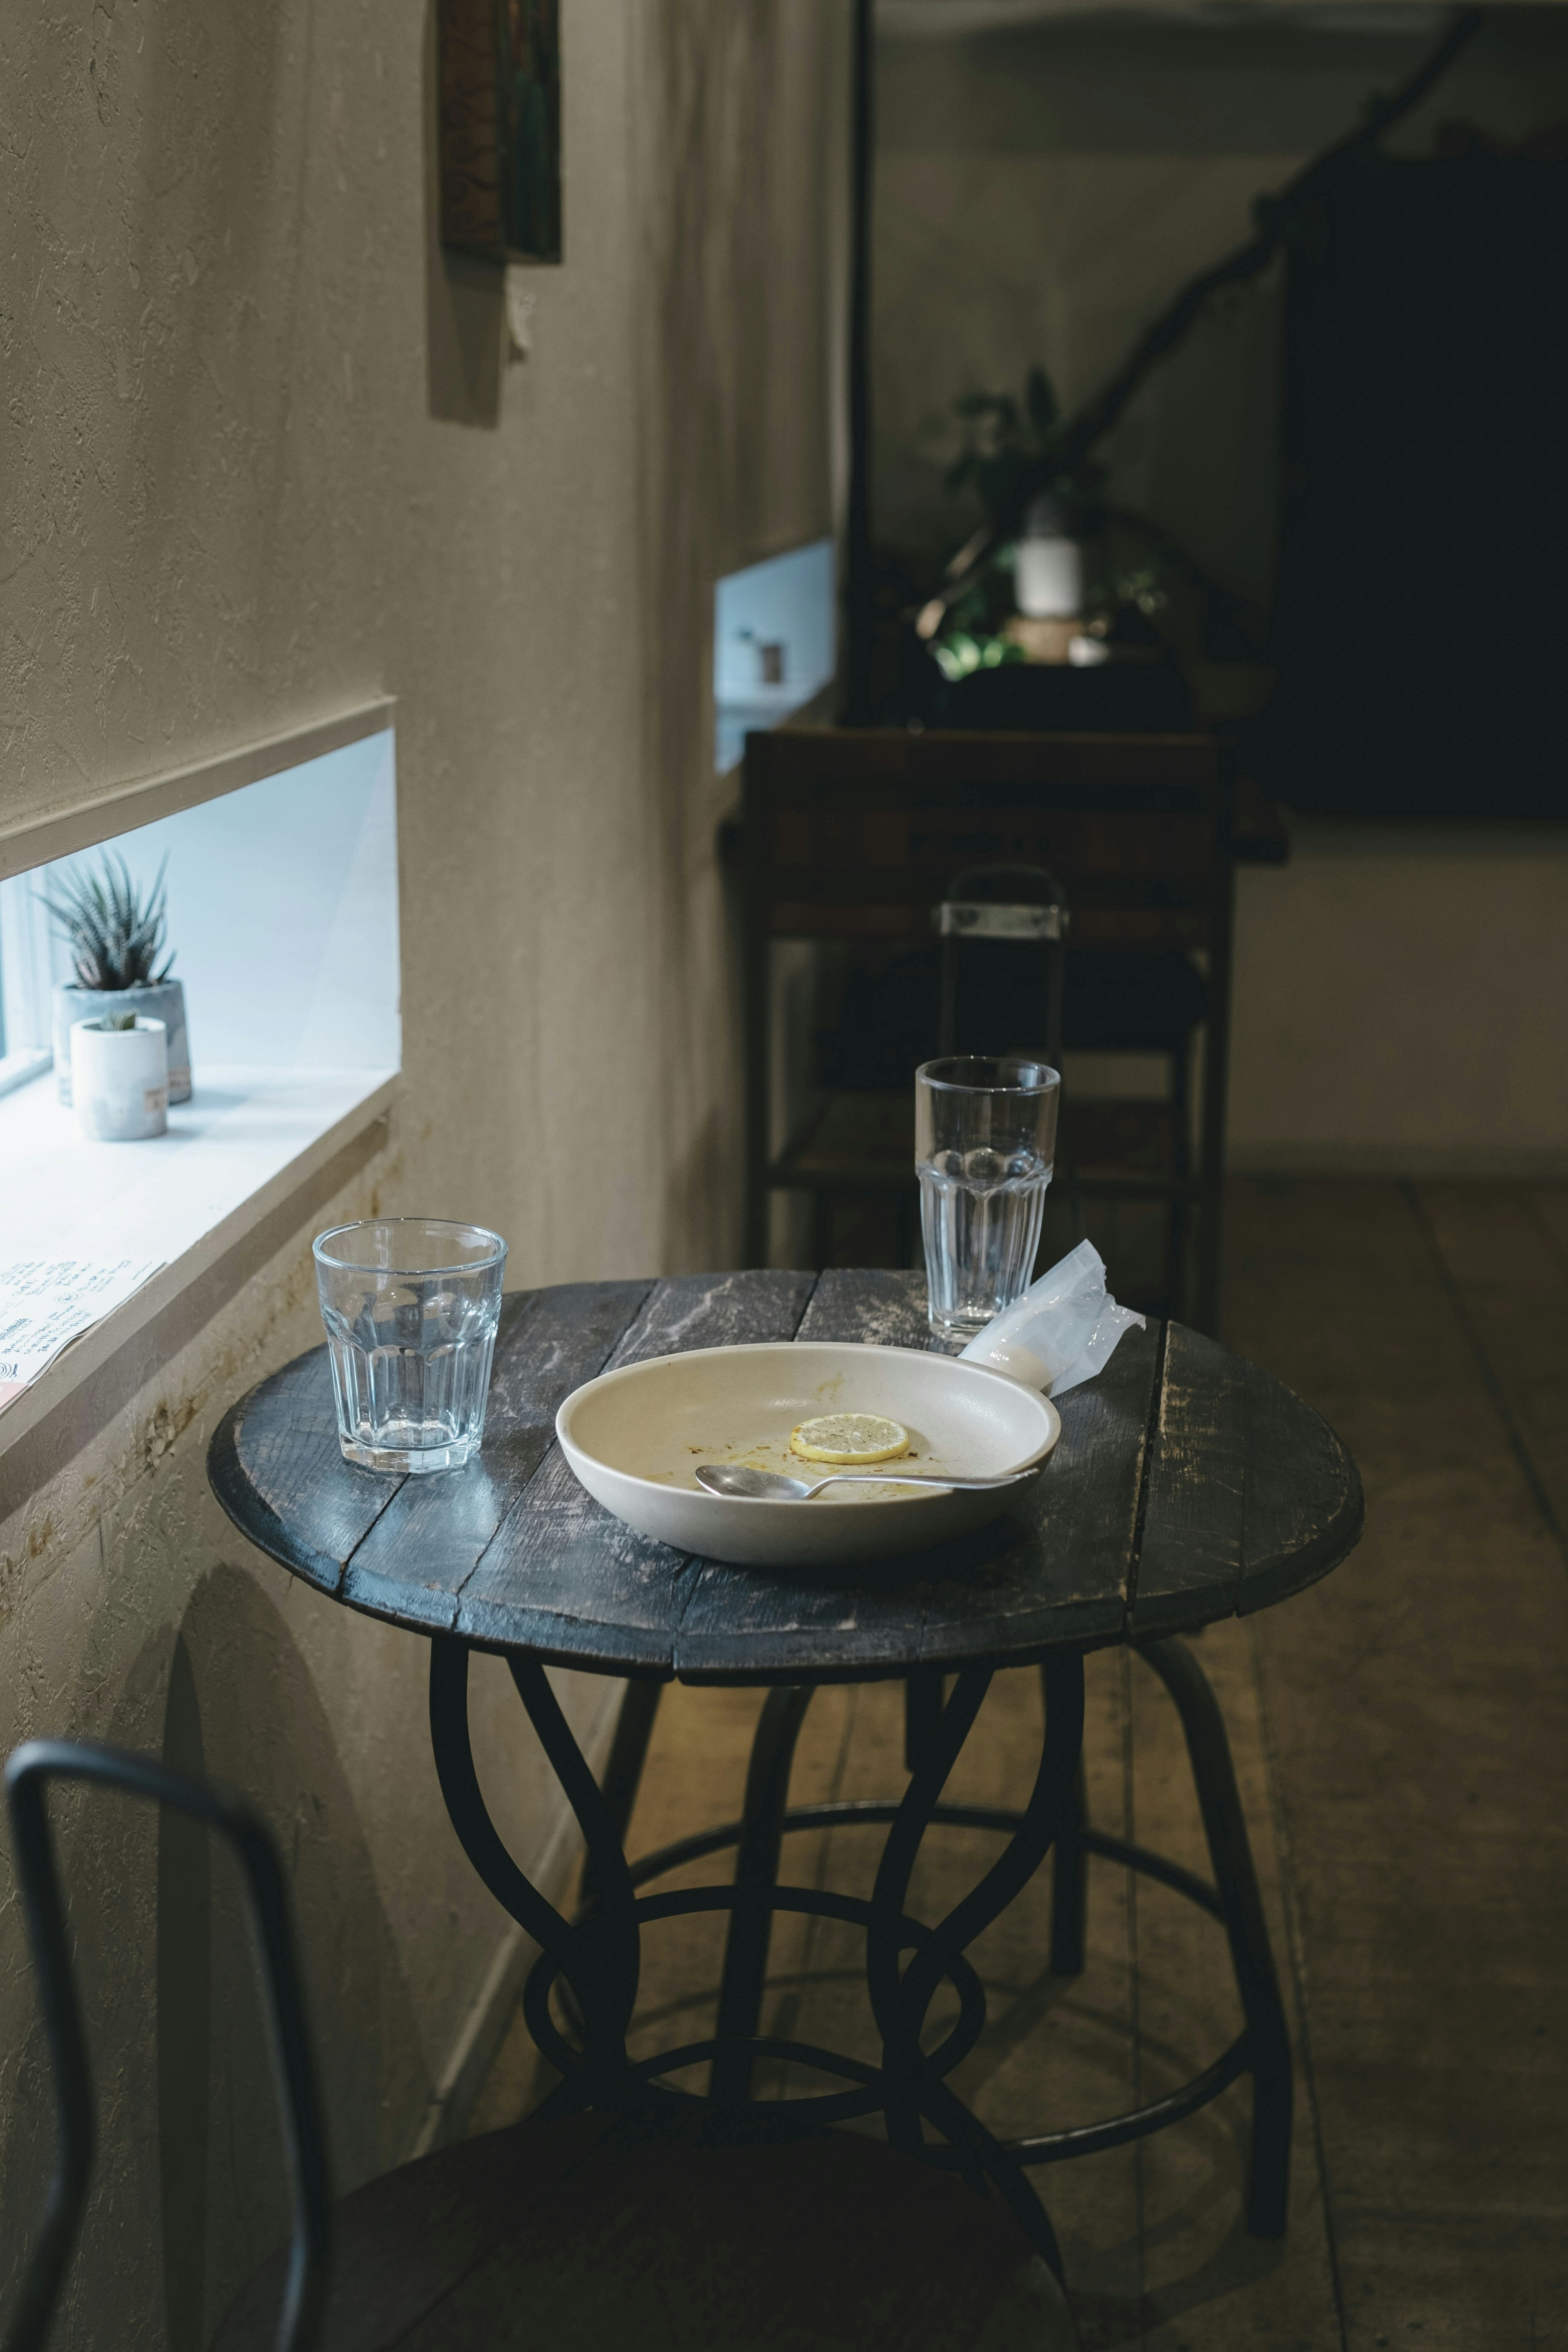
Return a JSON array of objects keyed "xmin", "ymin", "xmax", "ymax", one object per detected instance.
[{"xmin": 207, "ymin": 1270, "xmax": 1362, "ymax": 1686}]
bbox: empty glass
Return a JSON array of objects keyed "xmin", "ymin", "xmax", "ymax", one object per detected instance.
[
  {"xmin": 313, "ymin": 1218, "xmax": 507, "ymax": 1473},
  {"xmin": 915, "ymin": 1058, "xmax": 1060, "ymax": 1342}
]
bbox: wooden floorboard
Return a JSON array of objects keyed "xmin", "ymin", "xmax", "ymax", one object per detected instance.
[
  {"xmin": 1227, "ymin": 1177, "xmax": 1568, "ymax": 2352},
  {"xmin": 1409, "ymin": 1179, "xmax": 1568, "ymax": 1551},
  {"xmin": 470, "ymin": 1180, "xmax": 1566, "ymax": 2348}
]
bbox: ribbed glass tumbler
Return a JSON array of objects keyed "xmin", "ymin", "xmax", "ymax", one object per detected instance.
[
  {"xmin": 313, "ymin": 1218, "xmax": 507, "ymax": 1474},
  {"xmin": 915, "ymin": 1057, "xmax": 1060, "ymax": 1343}
]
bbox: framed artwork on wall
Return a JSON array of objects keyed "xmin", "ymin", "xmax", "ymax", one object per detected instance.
[{"xmin": 439, "ymin": 0, "xmax": 562, "ymax": 264}]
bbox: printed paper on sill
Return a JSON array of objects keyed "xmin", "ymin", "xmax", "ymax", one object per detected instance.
[{"xmin": 0, "ymin": 1257, "xmax": 164, "ymax": 1413}]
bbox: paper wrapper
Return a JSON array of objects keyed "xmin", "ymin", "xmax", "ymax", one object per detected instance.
[{"xmin": 958, "ymin": 1240, "xmax": 1145, "ymax": 1396}]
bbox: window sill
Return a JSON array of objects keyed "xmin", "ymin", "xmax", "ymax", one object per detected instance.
[
  {"xmin": 0, "ymin": 1047, "xmax": 52, "ymax": 1102},
  {"xmin": 0, "ymin": 1063, "xmax": 398, "ymax": 1472}
]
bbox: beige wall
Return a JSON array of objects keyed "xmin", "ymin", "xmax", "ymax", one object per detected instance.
[
  {"xmin": 873, "ymin": 9, "xmax": 1568, "ymax": 1167},
  {"xmin": 0, "ymin": 0, "xmax": 847, "ymax": 2338},
  {"xmin": 1232, "ymin": 824, "xmax": 1568, "ymax": 1174}
]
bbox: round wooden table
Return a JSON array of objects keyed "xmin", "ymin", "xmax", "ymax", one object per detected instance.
[{"xmin": 208, "ymin": 1267, "xmax": 1362, "ymax": 2280}]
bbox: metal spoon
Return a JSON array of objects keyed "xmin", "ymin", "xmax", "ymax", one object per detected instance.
[{"xmin": 695, "ymin": 1462, "xmax": 1037, "ymax": 1502}]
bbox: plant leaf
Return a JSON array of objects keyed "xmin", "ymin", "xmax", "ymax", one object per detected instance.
[
  {"xmin": 37, "ymin": 848, "xmax": 174, "ymax": 989},
  {"xmin": 1025, "ymin": 364, "xmax": 1060, "ymax": 439}
]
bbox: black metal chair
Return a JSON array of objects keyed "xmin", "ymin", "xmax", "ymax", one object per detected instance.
[
  {"xmin": 2, "ymin": 1742, "xmax": 329, "ymax": 2352},
  {"xmin": 934, "ymin": 860, "xmax": 1083, "ymax": 1243},
  {"xmin": 822, "ymin": 853, "xmax": 1207, "ymax": 1308},
  {"xmin": 935, "ymin": 862, "xmax": 1068, "ymax": 1071},
  {"xmin": 3, "ymin": 1739, "xmax": 1081, "ymax": 2352},
  {"xmin": 743, "ymin": 727, "xmax": 1235, "ymax": 1332}
]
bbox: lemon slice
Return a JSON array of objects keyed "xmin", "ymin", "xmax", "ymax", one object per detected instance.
[{"xmin": 789, "ymin": 1413, "xmax": 910, "ymax": 1466}]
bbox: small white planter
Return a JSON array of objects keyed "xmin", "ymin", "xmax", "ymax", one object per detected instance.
[
  {"xmin": 1016, "ymin": 533, "xmax": 1085, "ymax": 621},
  {"xmin": 71, "ymin": 1016, "xmax": 169, "ymax": 1142}
]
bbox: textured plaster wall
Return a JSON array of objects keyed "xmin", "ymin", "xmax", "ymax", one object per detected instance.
[
  {"xmin": 1230, "ymin": 825, "xmax": 1568, "ymax": 1173},
  {"xmin": 0, "ymin": 0, "xmax": 847, "ymax": 2339},
  {"xmin": 0, "ymin": 1145, "xmax": 611, "ymax": 2341}
]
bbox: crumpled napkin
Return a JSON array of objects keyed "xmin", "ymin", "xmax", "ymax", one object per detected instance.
[{"xmin": 958, "ymin": 1240, "xmax": 1145, "ymax": 1397}]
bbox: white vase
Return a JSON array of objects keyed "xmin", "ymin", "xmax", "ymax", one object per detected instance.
[
  {"xmin": 71, "ymin": 1016, "xmax": 169, "ymax": 1141},
  {"xmin": 1015, "ymin": 534, "xmax": 1085, "ymax": 621}
]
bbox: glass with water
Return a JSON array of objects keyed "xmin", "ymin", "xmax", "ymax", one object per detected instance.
[
  {"xmin": 915, "ymin": 1058, "xmax": 1060, "ymax": 1342},
  {"xmin": 313, "ymin": 1218, "xmax": 507, "ymax": 1473}
]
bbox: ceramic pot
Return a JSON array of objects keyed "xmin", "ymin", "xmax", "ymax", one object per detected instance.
[
  {"xmin": 71, "ymin": 1016, "xmax": 169, "ymax": 1141},
  {"xmin": 1016, "ymin": 490, "xmax": 1086, "ymax": 623},
  {"xmin": 1015, "ymin": 534, "xmax": 1085, "ymax": 621},
  {"xmin": 53, "ymin": 978, "xmax": 190, "ymax": 1106}
]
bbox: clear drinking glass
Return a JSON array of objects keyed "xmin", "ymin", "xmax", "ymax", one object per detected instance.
[
  {"xmin": 915, "ymin": 1057, "xmax": 1060, "ymax": 1342},
  {"xmin": 313, "ymin": 1218, "xmax": 507, "ymax": 1473}
]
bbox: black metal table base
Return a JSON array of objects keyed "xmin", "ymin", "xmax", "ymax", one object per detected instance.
[{"xmin": 427, "ymin": 1631, "xmax": 1291, "ymax": 2287}]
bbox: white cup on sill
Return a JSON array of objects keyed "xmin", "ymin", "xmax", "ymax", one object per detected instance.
[{"xmin": 71, "ymin": 1015, "xmax": 169, "ymax": 1141}]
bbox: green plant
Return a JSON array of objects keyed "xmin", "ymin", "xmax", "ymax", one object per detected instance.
[
  {"xmin": 39, "ymin": 851, "xmax": 175, "ymax": 992},
  {"xmin": 931, "ymin": 628, "xmax": 1025, "ymax": 685},
  {"xmin": 943, "ymin": 365, "xmax": 1107, "ymax": 537}
]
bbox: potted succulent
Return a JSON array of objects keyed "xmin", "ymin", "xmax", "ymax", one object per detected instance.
[{"xmin": 42, "ymin": 852, "xmax": 192, "ymax": 1107}]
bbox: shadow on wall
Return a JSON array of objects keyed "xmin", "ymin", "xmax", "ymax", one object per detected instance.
[
  {"xmin": 424, "ymin": 0, "xmax": 504, "ymax": 429},
  {"xmin": 0, "ymin": 1567, "xmax": 415, "ymax": 2342},
  {"xmin": 154, "ymin": 1570, "xmax": 425, "ymax": 2345}
]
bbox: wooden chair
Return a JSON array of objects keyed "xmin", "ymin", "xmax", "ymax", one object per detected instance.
[
  {"xmin": 741, "ymin": 728, "xmax": 1236, "ymax": 1332},
  {"xmin": 4, "ymin": 1739, "xmax": 1079, "ymax": 2352}
]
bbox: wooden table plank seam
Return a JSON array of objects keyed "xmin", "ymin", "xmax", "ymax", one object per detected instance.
[
  {"xmin": 1118, "ymin": 1314, "xmax": 1170, "ymax": 1643},
  {"xmin": 1127, "ymin": 1321, "xmax": 1252, "ymax": 1642}
]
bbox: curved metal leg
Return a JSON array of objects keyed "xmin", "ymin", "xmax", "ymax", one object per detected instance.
[
  {"xmin": 866, "ymin": 1655, "xmax": 1085, "ymax": 2278},
  {"xmin": 875, "ymin": 1657, "xmax": 1084, "ymax": 2047},
  {"xmin": 867, "ymin": 1667, "xmax": 992, "ymax": 2161},
  {"xmin": 546, "ymin": 1679, "xmax": 664, "ymax": 2046},
  {"xmin": 428, "ymin": 1637, "xmax": 642, "ymax": 2102},
  {"xmin": 711, "ymin": 1684, "xmax": 815, "ymax": 2101},
  {"xmin": 1137, "ymin": 1635, "xmax": 1292, "ymax": 2238},
  {"xmin": 428, "ymin": 1637, "xmax": 1080, "ymax": 2282},
  {"xmin": 581, "ymin": 1643, "xmax": 1285, "ymax": 2252},
  {"xmin": 582, "ymin": 1678, "xmax": 663, "ymax": 1910}
]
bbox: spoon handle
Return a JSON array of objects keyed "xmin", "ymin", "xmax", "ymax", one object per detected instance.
[{"xmin": 813, "ymin": 1468, "xmax": 1035, "ymax": 1494}]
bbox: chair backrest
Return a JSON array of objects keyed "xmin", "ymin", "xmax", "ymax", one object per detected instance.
[
  {"xmin": 741, "ymin": 726, "xmax": 1234, "ymax": 957},
  {"xmin": 2, "ymin": 1742, "xmax": 331, "ymax": 2352},
  {"xmin": 740, "ymin": 728, "xmax": 1236, "ymax": 1264},
  {"xmin": 937, "ymin": 861, "xmax": 1067, "ymax": 1066}
]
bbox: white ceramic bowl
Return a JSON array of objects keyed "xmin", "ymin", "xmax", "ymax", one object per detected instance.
[{"xmin": 555, "ymin": 1342, "xmax": 1062, "ymax": 1570}]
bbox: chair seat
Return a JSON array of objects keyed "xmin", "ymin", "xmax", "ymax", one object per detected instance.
[
  {"xmin": 817, "ymin": 946, "xmax": 1207, "ymax": 1093},
  {"xmin": 212, "ymin": 2111, "xmax": 1077, "ymax": 2351}
]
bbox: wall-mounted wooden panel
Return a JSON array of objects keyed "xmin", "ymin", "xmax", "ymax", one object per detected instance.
[{"xmin": 439, "ymin": 0, "xmax": 562, "ymax": 264}]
